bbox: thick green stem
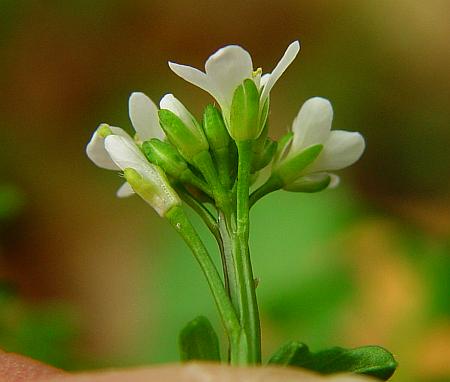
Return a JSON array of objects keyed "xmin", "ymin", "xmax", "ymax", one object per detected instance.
[
  {"xmin": 166, "ymin": 206, "xmax": 240, "ymax": 360},
  {"xmin": 235, "ymin": 139, "xmax": 261, "ymax": 364}
]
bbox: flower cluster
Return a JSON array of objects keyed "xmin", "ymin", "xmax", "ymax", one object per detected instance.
[{"xmin": 86, "ymin": 41, "xmax": 365, "ymax": 216}]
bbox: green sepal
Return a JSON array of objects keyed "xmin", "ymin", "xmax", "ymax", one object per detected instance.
[
  {"xmin": 252, "ymin": 138, "xmax": 277, "ymax": 172},
  {"xmin": 274, "ymin": 131, "xmax": 293, "ymax": 163},
  {"xmin": 283, "ymin": 173, "xmax": 331, "ymax": 193},
  {"xmin": 203, "ymin": 105, "xmax": 230, "ymax": 151},
  {"xmin": 274, "ymin": 144, "xmax": 323, "ymax": 185},
  {"xmin": 158, "ymin": 109, "xmax": 208, "ymax": 163},
  {"xmin": 268, "ymin": 341, "xmax": 397, "ymax": 381},
  {"xmin": 142, "ymin": 139, "xmax": 187, "ymax": 179},
  {"xmin": 178, "ymin": 316, "xmax": 221, "ymax": 362},
  {"xmin": 229, "ymin": 78, "xmax": 260, "ymax": 141},
  {"xmin": 259, "ymin": 97, "xmax": 270, "ymax": 136}
]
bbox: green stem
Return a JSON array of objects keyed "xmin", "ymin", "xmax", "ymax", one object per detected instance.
[
  {"xmin": 177, "ymin": 186, "xmax": 231, "ymax": 300},
  {"xmin": 218, "ymin": 211, "xmax": 239, "ymax": 315},
  {"xmin": 177, "ymin": 186, "xmax": 220, "ymax": 241},
  {"xmin": 193, "ymin": 150, "xmax": 231, "ymax": 212},
  {"xmin": 249, "ymin": 175, "xmax": 283, "ymax": 208},
  {"xmin": 181, "ymin": 170, "xmax": 213, "ymax": 199},
  {"xmin": 166, "ymin": 206, "xmax": 240, "ymax": 359},
  {"xmin": 235, "ymin": 140, "xmax": 261, "ymax": 364}
]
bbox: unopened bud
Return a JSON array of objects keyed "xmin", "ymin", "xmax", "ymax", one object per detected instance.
[
  {"xmin": 142, "ymin": 139, "xmax": 187, "ymax": 179},
  {"xmin": 203, "ymin": 105, "xmax": 230, "ymax": 151},
  {"xmin": 158, "ymin": 109, "xmax": 208, "ymax": 163},
  {"xmin": 229, "ymin": 79, "xmax": 260, "ymax": 141}
]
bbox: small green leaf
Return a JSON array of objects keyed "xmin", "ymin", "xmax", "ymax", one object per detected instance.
[
  {"xmin": 178, "ymin": 316, "xmax": 221, "ymax": 362},
  {"xmin": 269, "ymin": 341, "xmax": 397, "ymax": 381}
]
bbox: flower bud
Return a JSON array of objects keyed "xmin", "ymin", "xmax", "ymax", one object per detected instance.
[
  {"xmin": 142, "ymin": 139, "xmax": 188, "ymax": 180},
  {"xmin": 229, "ymin": 79, "xmax": 260, "ymax": 141},
  {"xmin": 158, "ymin": 109, "xmax": 208, "ymax": 163},
  {"xmin": 202, "ymin": 105, "xmax": 230, "ymax": 152},
  {"xmin": 273, "ymin": 144, "xmax": 323, "ymax": 185},
  {"xmin": 283, "ymin": 173, "xmax": 331, "ymax": 193},
  {"xmin": 123, "ymin": 167, "xmax": 180, "ymax": 217}
]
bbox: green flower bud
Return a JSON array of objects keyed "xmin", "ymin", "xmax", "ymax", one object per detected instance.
[
  {"xmin": 142, "ymin": 139, "xmax": 188, "ymax": 179},
  {"xmin": 142, "ymin": 139, "xmax": 213, "ymax": 198},
  {"xmin": 203, "ymin": 105, "xmax": 230, "ymax": 151},
  {"xmin": 158, "ymin": 109, "xmax": 208, "ymax": 163},
  {"xmin": 123, "ymin": 167, "xmax": 180, "ymax": 217},
  {"xmin": 229, "ymin": 78, "xmax": 260, "ymax": 141},
  {"xmin": 273, "ymin": 144, "xmax": 323, "ymax": 185},
  {"xmin": 283, "ymin": 173, "xmax": 331, "ymax": 193}
]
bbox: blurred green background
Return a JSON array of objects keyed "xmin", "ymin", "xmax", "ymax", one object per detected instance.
[{"xmin": 0, "ymin": 1, "xmax": 449, "ymax": 381}]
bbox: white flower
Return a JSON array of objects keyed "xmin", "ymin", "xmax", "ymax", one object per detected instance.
[
  {"xmin": 104, "ymin": 135, "xmax": 180, "ymax": 216},
  {"xmin": 86, "ymin": 92, "xmax": 164, "ymax": 197},
  {"xmin": 168, "ymin": 41, "xmax": 300, "ymax": 130},
  {"xmin": 277, "ymin": 97, "xmax": 365, "ymax": 187},
  {"xmin": 86, "ymin": 92, "xmax": 179, "ymax": 216}
]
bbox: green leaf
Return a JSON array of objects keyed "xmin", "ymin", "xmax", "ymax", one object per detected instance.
[
  {"xmin": 178, "ymin": 316, "xmax": 221, "ymax": 362},
  {"xmin": 268, "ymin": 341, "xmax": 397, "ymax": 380}
]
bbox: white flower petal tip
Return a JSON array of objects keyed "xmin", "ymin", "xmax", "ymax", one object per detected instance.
[
  {"xmin": 86, "ymin": 124, "xmax": 120, "ymax": 170},
  {"xmin": 309, "ymin": 131, "xmax": 365, "ymax": 172},
  {"xmin": 104, "ymin": 134, "xmax": 148, "ymax": 171},
  {"xmin": 261, "ymin": 40, "xmax": 301, "ymax": 102},
  {"xmin": 159, "ymin": 93, "xmax": 177, "ymax": 110},
  {"xmin": 291, "ymin": 97, "xmax": 333, "ymax": 152},
  {"xmin": 129, "ymin": 92, "xmax": 164, "ymax": 141},
  {"xmin": 328, "ymin": 174, "xmax": 340, "ymax": 189},
  {"xmin": 159, "ymin": 93, "xmax": 199, "ymax": 134},
  {"xmin": 116, "ymin": 182, "xmax": 135, "ymax": 198}
]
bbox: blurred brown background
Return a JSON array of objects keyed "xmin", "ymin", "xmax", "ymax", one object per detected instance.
[{"xmin": 0, "ymin": 1, "xmax": 449, "ymax": 381}]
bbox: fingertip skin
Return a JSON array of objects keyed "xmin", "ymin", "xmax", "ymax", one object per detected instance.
[{"xmin": 0, "ymin": 350, "xmax": 65, "ymax": 382}]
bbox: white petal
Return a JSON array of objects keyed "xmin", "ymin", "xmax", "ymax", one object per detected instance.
[
  {"xmin": 260, "ymin": 41, "xmax": 300, "ymax": 103},
  {"xmin": 168, "ymin": 62, "xmax": 214, "ymax": 97},
  {"xmin": 104, "ymin": 135, "xmax": 149, "ymax": 174},
  {"xmin": 328, "ymin": 174, "xmax": 340, "ymax": 188},
  {"xmin": 308, "ymin": 130, "xmax": 365, "ymax": 172},
  {"xmin": 159, "ymin": 93, "xmax": 198, "ymax": 133},
  {"xmin": 290, "ymin": 97, "xmax": 333, "ymax": 154},
  {"xmin": 86, "ymin": 125, "xmax": 130, "ymax": 170},
  {"xmin": 205, "ymin": 45, "xmax": 253, "ymax": 111},
  {"xmin": 260, "ymin": 73, "xmax": 270, "ymax": 88},
  {"xmin": 116, "ymin": 182, "xmax": 135, "ymax": 198},
  {"xmin": 129, "ymin": 92, "xmax": 164, "ymax": 141}
]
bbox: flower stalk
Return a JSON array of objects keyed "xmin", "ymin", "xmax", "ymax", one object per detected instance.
[{"xmin": 84, "ymin": 41, "xmax": 383, "ymax": 373}]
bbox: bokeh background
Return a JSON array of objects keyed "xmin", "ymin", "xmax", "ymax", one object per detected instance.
[{"xmin": 1, "ymin": 1, "xmax": 449, "ymax": 381}]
